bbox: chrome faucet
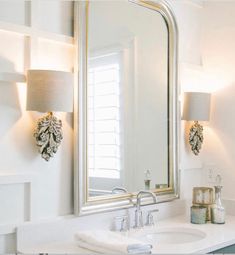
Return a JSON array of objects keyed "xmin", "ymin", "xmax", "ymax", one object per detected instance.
[
  {"xmin": 134, "ymin": 191, "xmax": 157, "ymax": 228},
  {"xmin": 112, "ymin": 186, "xmax": 128, "ymax": 194}
]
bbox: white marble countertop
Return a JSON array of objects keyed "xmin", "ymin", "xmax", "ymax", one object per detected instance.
[
  {"xmin": 146, "ymin": 214, "xmax": 235, "ymax": 254},
  {"xmin": 19, "ymin": 215, "xmax": 235, "ymax": 254}
]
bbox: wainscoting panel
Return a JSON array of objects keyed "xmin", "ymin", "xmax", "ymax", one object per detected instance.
[{"xmin": 0, "ymin": 1, "xmax": 74, "ymax": 253}]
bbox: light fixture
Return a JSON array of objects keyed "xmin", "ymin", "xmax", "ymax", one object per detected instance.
[
  {"xmin": 182, "ymin": 92, "xmax": 211, "ymax": 155},
  {"xmin": 26, "ymin": 70, "xmax": 73, "ymax": 161}
]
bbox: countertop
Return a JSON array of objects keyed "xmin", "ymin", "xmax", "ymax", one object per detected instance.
[
  {"xmin": 146, "ymin": 214, "xmax": 235, "ymax": 254},
  {"xmin": 19, "ymin": 215, "xmax": 235, "ymax": 254}
]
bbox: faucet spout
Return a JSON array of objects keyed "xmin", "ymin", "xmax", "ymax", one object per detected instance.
[
  {"xmin": 134, "ymin": 191, "xmax": 157, "ymax": 228},
  {"xmin": 136, "ymin": 191, "xmax": 157, "ymax": 210},
  {"xmin": 112, "ymin": 186, "xmax": 128, "ymax": 194}
]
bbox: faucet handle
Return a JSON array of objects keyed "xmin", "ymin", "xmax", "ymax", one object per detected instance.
[
  {"xmin": 148, "ymin": 208, "xmax": 159, "ymax": 213},
  {"xmin": 121, "ymin": 215, "xmax": 130, "ymax": 232},
  {"xmin": 134, "ymin": 209, "xmax": 144, "ymax": 228},
  {"xmin": 145, "ymin": 209, "xmax": 159, "ymax": 226},
  {"xmin": 113, "ymin": 215, "xmax": 130, "ymax": 232}
]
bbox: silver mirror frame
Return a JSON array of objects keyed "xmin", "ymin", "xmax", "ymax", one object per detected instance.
[{"xmin": 74, "ymin": 0, "xmax": 180, "ymax": 216}]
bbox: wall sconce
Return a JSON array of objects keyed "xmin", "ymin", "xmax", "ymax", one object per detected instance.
[
  {"xmin": 26, "ymin": 70, "xmax": 73, "ymax": 161},
  {"xmin": 182, "ymin": 92, "xmax": 211, "ymax": 155}
]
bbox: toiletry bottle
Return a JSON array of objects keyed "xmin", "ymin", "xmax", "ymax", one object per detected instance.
[
  {"xmin": 144, "ymin": 170, "xmax": 151, "ymax": 190},
  {"xmin": 211, "ymin": 175, "xmax": 225, "ymax": 224}
]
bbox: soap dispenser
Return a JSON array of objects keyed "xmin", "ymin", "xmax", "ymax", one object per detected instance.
[{"xmin": 211, "ymin": 175, "xmax": 225, "ymax": 224}]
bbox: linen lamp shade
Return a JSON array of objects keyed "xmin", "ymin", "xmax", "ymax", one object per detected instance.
[
  {"xmin": 182, "ymin": 92, "xmax": 211, "ymax": 121},
  {"xmin": 27, "ymin": 70, "xmax": 73, "ymax": 113}
]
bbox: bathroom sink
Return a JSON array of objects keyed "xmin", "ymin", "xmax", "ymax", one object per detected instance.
[{"xmin": 131, "ymin": 227, "xmax": 206, "ymax": 245}]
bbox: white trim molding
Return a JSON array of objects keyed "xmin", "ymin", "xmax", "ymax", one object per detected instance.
[
  {"xmin": 181, "ymin": 0, "xmax": 204, "ymax": 9},
  {"xmin": 0, "ymin": 72, "xmax": 26, "ymax": 83},
  {"xmin": 0, "ymin": 172, "xmax": 37, "ymax": 224}
]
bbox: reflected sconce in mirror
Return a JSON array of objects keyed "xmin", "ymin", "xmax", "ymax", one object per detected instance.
[
  {"xmin": 182, "ymin": 92, "xmax": 211, "ymax": 155},
  {"xmin": 26, "ymin": 70, "xmax": 73, "ymax": 161}
]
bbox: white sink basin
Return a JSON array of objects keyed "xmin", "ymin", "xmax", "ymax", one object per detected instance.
[{"xmin": 131, "ymin": 227, "xmax": 206, "ymax": 245}]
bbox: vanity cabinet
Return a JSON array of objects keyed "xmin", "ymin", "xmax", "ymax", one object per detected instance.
[{"xmin": 210, "ymin": 244, "xmax": 235, "ymax": 254}]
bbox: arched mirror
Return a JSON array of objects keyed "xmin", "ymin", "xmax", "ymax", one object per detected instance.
[{"xmin": 74, "ymin": 0, "xmax": 179, "ymax": 215}]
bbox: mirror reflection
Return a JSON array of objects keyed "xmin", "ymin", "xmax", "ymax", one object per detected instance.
[{"xmin": 87, "ymin": 1, "xmax": 169, "ymax": 198}]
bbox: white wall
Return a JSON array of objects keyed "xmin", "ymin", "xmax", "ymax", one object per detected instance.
[
  {"xmin": 0, "ymin": 1, "xmax": 74, "ymax": 253},
  {"xmin": 171, "ymin": 0, "xmax": 235, "ymax": 206},
  {"xmin": 201, "ymin": 1, "xmax": 235, "ymax": 200},
  {"xmin": 167, "ymin": 0, "xmax": 206, "ymax": 202},
  {"xmin": 2, "ymin": 0, "xmax": 231, "ymax": 253}
]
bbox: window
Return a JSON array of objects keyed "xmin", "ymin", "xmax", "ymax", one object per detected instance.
[{"xmin": 87, "ymin": 52, "xmax": 121, "ymax": 179}]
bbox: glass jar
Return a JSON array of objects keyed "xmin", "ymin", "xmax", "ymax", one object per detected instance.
[{"xmin": 211, "ymin": 186, "xmax": 225, "ymax": 224}]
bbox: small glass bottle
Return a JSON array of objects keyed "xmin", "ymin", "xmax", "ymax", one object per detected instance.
[
  {"xmin": 211, "ymin": 175, "xmax": 225, "ymax": 224},
  {"xmin": 144, "ymin": 170, "xmax": 151, "ymax": 190}
]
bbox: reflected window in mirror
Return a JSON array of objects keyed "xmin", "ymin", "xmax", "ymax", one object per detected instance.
[
  {"xmin": 88, "ymin": 51, "xmax": 123, "ymax": 197},
  {"xmin": 87, "ymin": 0, "xmax": 169, "ymax": 197}
]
